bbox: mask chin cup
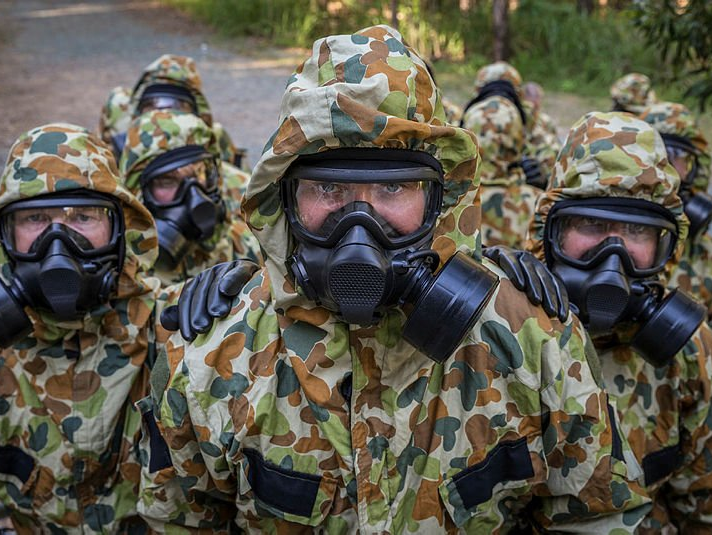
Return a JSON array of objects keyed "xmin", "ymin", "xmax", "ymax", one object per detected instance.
[
  {"xmin": 683, "ymin": 192, "xmax": 712, "ymax": 238},
  {"xmin": 630, "ymin": 289, "xmax": 706, "ymax": 368},
  {"xmin": 155, "ymin": 218, "xmax": 190, "ymax": 270},
  {"xmin": 0, "ymin": 280, "xmax": 32, "ymax": 348},
  {"xmin": 402, "ymin": 252, "xmax": 499, "ymax": 363}
]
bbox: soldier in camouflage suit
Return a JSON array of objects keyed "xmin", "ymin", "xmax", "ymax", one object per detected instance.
[
  {"xmin": 119, "ymin": 109, "xmax": 261, "ymax": 286},
  {"xmin": 98, "ymin": 54, "xmax": 248, "ymax": 169},
  {"xmin": 461, "ymin": 62, "xmax": 559, "ymax": 190},
  {"xmin": 640, "ymin": 101, "xmax": 712, "ymax": 319},
  {"xmin": 462, "ymin": 96, "xmax": 539, "ymax": 248},
  {"xmin": 610, "ymin": 73, "xmax": 657, "ymax": 116},
  {"xmin": 0, "ymin": 123, "xmax": 165, "ymax": 533},
  {"xmin": 528, "ymin": 111, "xmax": 712, "ymax": 533},
  {"xmin": 138, "ymin": 25, "xmax": 650, "ymax": 533},
  {"xmin": 521, "ymin": 81, "xmax": 561, "ymax": 188}
]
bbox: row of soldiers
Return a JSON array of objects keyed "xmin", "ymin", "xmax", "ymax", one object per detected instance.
[{"xmin": 1, "ymin": 23, "xmax": 712, "ymax": 534}]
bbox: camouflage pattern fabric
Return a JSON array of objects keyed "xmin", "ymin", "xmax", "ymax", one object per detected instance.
[
  {"xmin": 120, "ymin": 110, "xmax": 261, "ymax": 286},
  {"xmin": 609, "ymin": 73, "xmax": 657, "ymax": 115},
  {"xmin": 129, "ymin": 54, "xmax": 213, "ymax": 128},
  {"xmin": 0, "ymin": 123, "xmax": 162, "ymax": 534},
  {"xmin": 139, "ymin": 26, "xmax": 650, "ymax": 533},
  {"xmin": 213, "ymin": 122, "xmax": 250, "ymax": 172},
  {"xmin": 462, "ymin": 96, "xmax": 538, "ymax": 248},
  {"xmin": 98, "ymin": 85, "xmax": 132, "ymax": 149},
  {"xmin": 641, "ymin": 101, "xmax": 712, "ymax": 319},
  {"xmin": 528, "ymin": 111, "xmax": 712, "ymax": 532},
  {"xmin": 523, "ymin": 101, "xmax": 561, "ymax": 187},
  {"xmin": 472, "ymin": 61, "xmax": 523, "ymax": 98}
]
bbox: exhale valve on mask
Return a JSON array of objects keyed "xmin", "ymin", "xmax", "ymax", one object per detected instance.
[
  {"xmin": 546, "ymin": 198, "xmax": 705, "ymax": 367},
  {"xmin": 282, "ymin": 148, "xmax": 500, "ymax": 363},
  {"xmin": 0, "ymin": 194, "xmax": 125, "ymax": 348}
]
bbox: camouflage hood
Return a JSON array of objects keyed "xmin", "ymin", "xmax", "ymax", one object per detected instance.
[
  {"xmin": 464, "ymin": 96, "xmax": 526, "ymax": 186},
  {"xmin": 610, "ymin": 73, "xmax": 657, "ymax": 115},
  {"xmin": 640, "ymin": 101, "xmax": 711, "ymax": 193},
  {"xmin": 473, "ymin": 61, "xmax": 523, "ymax": 98},
  {"xmin": 130, "ymin": 54, "xmax": 212, "ymax": 126},
  {"xmin": 244, "ymin": 24, "xmax": 481, "ymax": 315},
  {"xmin": 528, "ymin": 111, "xmax": 687, "ymax": 269},
  {"xmin": 119, "ymin": 109, "xmax": 220, "ymax": 194},
  {"xmin": 98, "ymin": 85, "xmax": 132, "ymax": 147},
  {"xmin": 119, "ymin": 110, "xmax": 233, "ymax": 261},
  {"xmin": 0, "ymin": 123, "xmax": 159, "ymax": 328}
]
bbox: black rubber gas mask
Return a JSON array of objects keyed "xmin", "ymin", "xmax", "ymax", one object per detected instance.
[
  {"xmin": 140, "ymin": 145, "xmax": 225, "ymax": 270},
  {"xmin": 0, "ymin": 193, "xmax": 125, "ymax": 347},
  {"xmin": 282, "ymin": 148, "xmax": 499, "ymax": 363},
  {"xmin": 545, "ymin": 198, "xmax": 705, "ymax": 367},
  {"xmin": 661, "ymin": 133, "xmax": 712, "ymax": 238},
  {"xmin": 136, "ymin": 83, "xmax": 198, "ymax": 117}
]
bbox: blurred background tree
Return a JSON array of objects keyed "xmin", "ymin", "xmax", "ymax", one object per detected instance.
[{"xmin": 633, "ymin": 0, "xmax": 712, "ymax": 110}]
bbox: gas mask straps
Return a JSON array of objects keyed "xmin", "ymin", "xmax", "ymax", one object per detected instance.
[
  {"xmin": 140, "ymin": 145, "xmax": 225, "ymax": 269},
  {"xmin": 283, "ymin": 148, "xmax": 499, "ymax": 363}
]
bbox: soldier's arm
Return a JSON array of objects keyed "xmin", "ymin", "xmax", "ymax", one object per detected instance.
[
  {"xmin": 531, "ymin": 317, "xmax": 651, "ymax": 533},
  {"xmin": 665, "ymin": 324, "xmax": 712, "ymax": 531},
  {"xmin": 137, "ymin": 337, "xmax": 239, "ymax": 533}
]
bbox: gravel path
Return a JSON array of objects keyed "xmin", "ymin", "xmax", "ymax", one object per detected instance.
[{"xmin": 0, "ymin": 0, "xmax": 304, "ymax": 167}]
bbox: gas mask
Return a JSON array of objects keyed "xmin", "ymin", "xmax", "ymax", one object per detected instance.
[
  {"xmin": 140, "ymin": 145, "xmax": 225, "ymax": 270},
  {"xmin": 0, "ymin": 194, "xmax": 125, "ymax": 347},
  {"xmin": 282, "ymin": 148, "xmax": 499, "ymax": 363},
  {"xmin": 519, "ymin": 156, "xmax": 546, "ymax": 190},
  {"xmin": 136, "ymin": 83, "xmax": 198, "ymax": 117},
  {"xmin": 545, "ymin": 198, "xmax": 705, "ymax": 367},
  {"xmin": 660, "ymin": 133, "xmax": 712, "ymax": 238}
]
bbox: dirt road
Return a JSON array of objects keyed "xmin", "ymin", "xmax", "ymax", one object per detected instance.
[{"xmin": 0, "ymin": 0, "xmax": 304, "ymax": 167}]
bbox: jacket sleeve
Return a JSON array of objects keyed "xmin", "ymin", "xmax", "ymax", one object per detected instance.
[
  {"xmin": 531, "ymin": 317, "xmax": 651, "ymax": 533},
  {"xmin": 664, "ymin": 323, "xmax": 712, "ymax": 532},
  {"xmin": 136, "ymin": 336, "xmax": 239, "ymax": 534}
]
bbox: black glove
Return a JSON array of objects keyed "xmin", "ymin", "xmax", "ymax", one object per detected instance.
[
  {"xmin": 160, "ymin": 259, "xmax": 260, "ymax": 341},
  {"xmin": 482, "ymin": 245, "xmax": 569, "ymax": 322},
  {"xmin": 521, "ymin": 156, "xmax": 547, "ymax": 190}
]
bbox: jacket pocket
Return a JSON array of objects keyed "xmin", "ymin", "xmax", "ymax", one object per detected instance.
[
  {"xmin": 241, "ymin": 448, "xmax": 338, "ymax": 526},
  {"xmin": 440, "ymin": 437, "xmax": 541, "ymax": 528},
  {"xmin": 642, "ymin": 442, "xmax": 682, "ymax": 486}
]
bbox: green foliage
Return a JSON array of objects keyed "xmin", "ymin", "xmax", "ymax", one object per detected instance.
[{"xmin": 633, "ymin": 0, "xmax": 712, "ymax": 110}]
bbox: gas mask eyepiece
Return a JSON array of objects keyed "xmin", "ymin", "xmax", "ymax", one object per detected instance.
[
  {"xmin": 136, "ymin": 83, "xmax": 198, "ymax": 116},
  {"xmin": 283, "ymin": 148, "xmax": 499, "ymax": 362},
  {"xmin": 140, "ymin": 145, "xmax": 225, "ymax": 268},
  {"xmin": 0, "ymin": 193, "xmax": 125, "ymax": 345}
]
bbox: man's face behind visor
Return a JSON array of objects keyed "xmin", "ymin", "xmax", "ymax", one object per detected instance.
[
  {"xmin": 294, "ymin": 179, "xmax": 431, "ymax": 237},
  {"xmin": 546, "ymin": 199, "xmax": 678, "ymax": 277},
  {"xmin": 146, "ymin": 157, "xmax": 220, "ymax": 205},
  {"xmin": 3, "ymin": 202, "xmax": 116, "ymax": 255}
]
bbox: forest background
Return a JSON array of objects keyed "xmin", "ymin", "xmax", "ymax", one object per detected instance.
[{"xmin": 160, "ymin": 0, "xmax": 712, "ymax": 140}]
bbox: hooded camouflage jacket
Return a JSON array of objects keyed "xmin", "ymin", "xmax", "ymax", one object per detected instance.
[
  {"xmin": 609, "ymin": 73, "xmax": 657, "ymax": 116},
  {"xmin": 641, "ymin": 101, "xmax": 712, "ymax": 320},
  {"xmin": 528, "ymin": 111, "xmax": 712, "ymax": 533},
  {"xmin": 139, "ymin": 26, "xmax": 649, "ymax": 534},
  {"xmin": 462, "ymin": 96, "xmax": 538, "ymax": 249},
  {"xmin": 120, "ymin": 110, "xmax": 261, "ymax": 285},
  {"xmin": 0, "ymin": 124, "xmax": 165, "ymax": 534}
]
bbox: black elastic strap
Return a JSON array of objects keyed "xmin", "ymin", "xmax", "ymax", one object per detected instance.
[
  {"xmin": 642, "ymin": 443, "xmax": 682, "ymax": 486},
  {"xmin": 0, "ymin": 445, "xmax": 35, "ymax": 483}
]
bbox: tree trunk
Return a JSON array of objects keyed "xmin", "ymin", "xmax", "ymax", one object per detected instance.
[
  {"xmin": 390, "ymin": 0, "xmax": 399, "ymax": 29},
  {"xmin": 577, "ymin": 0, "xmax": 595, "ymax": 14},
  {"xmin": 492, "ymin": 0, "xmax": 509, "ymax": 61}
]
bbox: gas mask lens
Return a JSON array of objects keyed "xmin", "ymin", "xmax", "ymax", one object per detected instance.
[
  {"xmin": 548, "ymin": 201, "xmax": 677, "ymax": 276},
  {"xmin": 137, "ymin": 95, "xmax": 197, "ymax": 115},
  {"xmin": 283, "ymin": 153, "xmax": 444, "ymax": 248},
  {"xmin": 145, "ymin": 156, "xmax": 220, "ymax": 205},
  {"xmin": 666, "ymin": 145, "xmax": 697, "ymax": 182},
  {"xmin": 0, "ymin": 197, "xmax": 120, "ymax": 258},
  {"xmin": 292, "ymin": 178, "xmax": 435, "ymax": 240}
]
